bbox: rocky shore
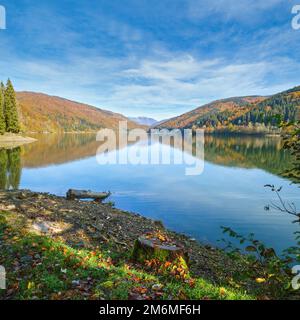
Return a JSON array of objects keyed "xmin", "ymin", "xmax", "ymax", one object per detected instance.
[{"xmin": 0, "ymin": 189, "xmax": 238, "ymax": 284}]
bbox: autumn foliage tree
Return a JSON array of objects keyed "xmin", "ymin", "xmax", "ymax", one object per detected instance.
[{"xmin": 282, "ymin": 119, "xmax": 300, "ymax": 183}]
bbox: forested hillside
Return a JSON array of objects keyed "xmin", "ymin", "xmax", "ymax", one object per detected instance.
[
  {"xmin": 232, "ymin": 86, "xmax": 300, "ymax": 127},
  {"xmin": 16, "ymin": 92, "xmax": 141, "ymax": 133},
  {"xmin": 156, "ymin": 86, "xmax": 300, "ymax": 134}
]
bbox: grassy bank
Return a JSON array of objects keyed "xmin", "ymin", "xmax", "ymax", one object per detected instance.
[
  {"xmin": 0, "ymin": 189, "xmax": 295, "ymax": 300},
  {"xmin": 0, "ymin": 210, "xmax": 251, "ymax": 300}
]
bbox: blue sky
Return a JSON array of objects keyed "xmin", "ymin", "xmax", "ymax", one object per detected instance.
[{"xmin": 0, "ymin": 0, "xmax": 300, "ymax": 120}]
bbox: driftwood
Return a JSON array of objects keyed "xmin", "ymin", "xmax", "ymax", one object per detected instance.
[
  {"xmin": 66, "ymin": 189, "xmax": 111, "ymax": 201},
  {"xmin": 131, "ymin": 236, "xmax": 189, "ymax": 266}
]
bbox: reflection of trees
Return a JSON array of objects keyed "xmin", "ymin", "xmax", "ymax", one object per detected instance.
[
  {"xmin": 21, "ymin": 134, "xmax": 98, "ymax": 168},
  {"xmin": 0, "ymin": 147, "xmax": 21, "ymax": 189},
  {"xmin": 202, "ymin": 136, "xmax": 293, "ymax": 177},
  {"xmin": 0, "ymin": 149, "xmax": 8, "ymax": 189},
  {"xmin": 21, "ymin": 133, "xmax": 133, "ymax": 168},
  {"xmin": 1, "ymin": 134, "xmax": 294, "ymax": 188}
]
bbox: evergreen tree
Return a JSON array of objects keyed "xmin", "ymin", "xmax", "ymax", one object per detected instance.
[
  {"xmin": 0, "ymin": 82, "xmax": 5, "ymax": 134},
  {"xmin": 4, "ymin": 79, "xmax": 20, "ymax": 133}
]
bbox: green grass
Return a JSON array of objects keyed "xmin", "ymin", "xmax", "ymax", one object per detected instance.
[{"xmin": 0, "ymin": 211, "xmax": 253, "ymax": 300}]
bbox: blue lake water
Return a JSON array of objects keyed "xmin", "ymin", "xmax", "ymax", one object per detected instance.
[{"xmin": 1, "ymin": 133, "xmax": 299, "ymax": 253}]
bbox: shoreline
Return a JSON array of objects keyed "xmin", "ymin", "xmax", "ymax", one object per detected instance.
[
  {"xmin": 0, "ymin": 189, "xmax": 297, "ymax": 300},
  {"xmin": 0, "ymin": 133, "xmax": 37, "ymax": 148},
  {"xmin": 0, "ymin": 189, "xmax": 234, "ymax": 282}
]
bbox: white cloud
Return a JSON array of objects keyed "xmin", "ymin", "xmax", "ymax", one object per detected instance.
[
  {"xmin": 187, "ymin": 0, "xmax": 286, "ymax": 23},
  {"xmin": 1, "ymin": 50, "xmax": 299, "ymax": 120},
  {"xmin": 97, "ymin": 54, "xmax": 300, "ymax": 118},
  {"xmin": 1, "ymin": 1, "xmax": 299, "ymax": 122}
]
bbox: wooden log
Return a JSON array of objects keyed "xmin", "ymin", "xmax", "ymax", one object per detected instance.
[
  {"xmin": 131, "ymin": 236, "xmax": 189, "ymax": 266},
  {"xmin": 66, "ymin": 189, "xmax": 111, "ymax": 201}
]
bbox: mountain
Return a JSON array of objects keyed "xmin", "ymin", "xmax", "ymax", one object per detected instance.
[
  {"xmin": 129, "ymin": 117, "xmax": 158, "ymax": 126},
  {"xmin": 16, "ymin": 92, "xmax": 141, "ymax": 133},
  {"xmin": 153, "ymin": 118, "xmax": 169, "ymax": 127},
  {"xmin": 155, "ymin": 96, "xmax": 266, "ymax": 130},
  {"xmin": 155, "ymin": 86, "xmax": 300, "ymax": 134}
]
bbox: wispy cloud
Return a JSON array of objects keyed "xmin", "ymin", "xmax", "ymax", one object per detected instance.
[
  {"xmin": 188, "ymin": 0, "xmax": 287, "ymax": 23},
  {"xmin": 107, "ymin": 54, "xmax": 299, "ymax": 118},
  {"xmin": 1, "ymin": 49, "xmax": 299, "ymax": 120},
  {"xmin": 0, "ymin": 0, "xmax": 299, "ymax": 119}
]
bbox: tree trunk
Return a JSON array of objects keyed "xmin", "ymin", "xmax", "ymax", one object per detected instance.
[
  {"xmin": 66, "ymin": 189, "xmax": 111, "ymax": 201},
  {"xmin": 131, "ymin": 236, "xmax": 189, "ymax": 265}
]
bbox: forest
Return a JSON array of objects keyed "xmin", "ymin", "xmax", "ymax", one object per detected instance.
[{"xmin": 157, "ymin": 86, "xmax": 300, "ymax": 134}]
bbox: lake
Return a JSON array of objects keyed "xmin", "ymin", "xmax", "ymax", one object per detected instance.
[{"xmin": 0, "ymin": 133, "xmax": 299, "ymax": 253}]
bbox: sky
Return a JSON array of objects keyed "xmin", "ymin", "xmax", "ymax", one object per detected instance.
[{"xmin": 0, "ymin": 0, "xmax": 300, "ymax": 120}]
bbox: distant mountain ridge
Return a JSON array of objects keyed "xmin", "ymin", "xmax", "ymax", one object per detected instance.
[
  {"xmin": 15, "ymin": 86, "xmax": 300, "ymax": 134},
  {"xmin": 155, "ymin": 86, "xmax": 300, "ymax": 134},
  {"xmin": 16, "ymin": 92, "xmax": 141, "ymax": 133},
  {"xmin": 129, "ymin": 117, "xmax": 158, "ymax": 126}
]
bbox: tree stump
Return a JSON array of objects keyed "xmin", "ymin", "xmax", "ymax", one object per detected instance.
[{"xmin": 131, "ymin": 236, "xmax": 189, "ymax": 267}]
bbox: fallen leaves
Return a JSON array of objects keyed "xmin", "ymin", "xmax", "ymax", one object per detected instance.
[
  {"xmin": 0, "ymin": 190, "xmax": 259, "ymax": 301},
  {"xmin": 219, "ymin": 287, "xmax": 227, "ymax": 296},
  {"xmin": 255, "ymin": 278, "xmax": 266, "ymax": 284},
  {"xmin": 27, "ymin": 281, "xmax": 35, "ymax": 290}
]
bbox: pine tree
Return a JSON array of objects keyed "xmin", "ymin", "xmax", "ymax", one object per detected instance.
[
  {"xmin": 0, "ymin": 82, "xmax": 5, "ymax": 134},
  {"xmin": 4, "ymin": 79, "xmax": 20, "ymax": 133}
]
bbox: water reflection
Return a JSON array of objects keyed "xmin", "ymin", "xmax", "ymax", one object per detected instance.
[
  {"xmin": 203, "ymin": 135, "xmax": 292, "ymax": 176},
  {"xmin": 0, "ymin": 134, "xmax": 298, "ymax": 252},
  {"xmin": 21, "ymin": 134, "xmax": 98, "ymax": 168},
  {"xmin": 0, "ymin": 147, "xmax": 21, "ymax": 189},
  {"xmin": 0, "ymin": 134, "xmax": 294, "ymax": 189}
]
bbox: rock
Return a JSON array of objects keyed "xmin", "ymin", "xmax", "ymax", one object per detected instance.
[
  {"xmin": 0, "ymin": 204, "xmax": 16, "ymax": 211},
  {"xmin": 32, "ymin": 222, "xmax": 50, "ymax": 233},
  {"xmin": 72, "ymin": 280, "xmax": 80, "ymax": 286},
  {"xmin": 32, "ymin": 221, "xmax": 67, "ymax": 234}
]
